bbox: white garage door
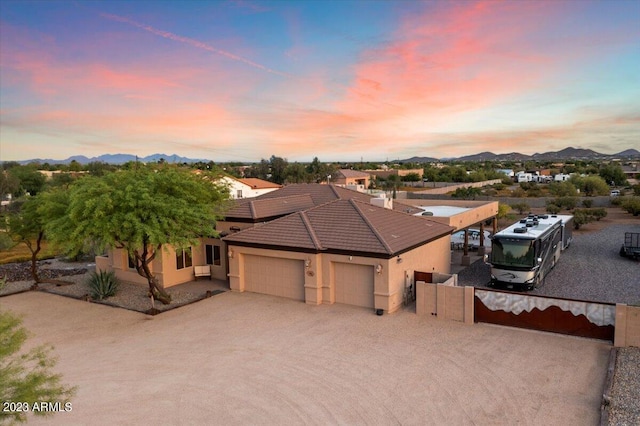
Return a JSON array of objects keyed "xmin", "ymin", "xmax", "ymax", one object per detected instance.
[
  {"xmin": 244, "ymin": 255, "xmax": 305, "ymax": 301},
  {"xmin": 334, "ymin": 263, "xmax": 375, "ymax": 308}
]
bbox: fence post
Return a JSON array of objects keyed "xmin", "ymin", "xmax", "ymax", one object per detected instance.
[
  {"xmin": 464, "ymin": 287, "xmax": 475, "ymax": 325},
  {"xmin": 614, "ymin": 304, "xmax": 627, "ymax": 347}
]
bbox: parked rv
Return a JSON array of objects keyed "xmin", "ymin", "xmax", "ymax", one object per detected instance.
[{"xmin": 485, "ymin": 214, "xmax": 573, "ymax": 291}]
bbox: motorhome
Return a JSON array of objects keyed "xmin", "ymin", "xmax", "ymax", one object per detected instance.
[{"xmin": 486, "ymin": 214, "xmax": 573, "ymax": 291}]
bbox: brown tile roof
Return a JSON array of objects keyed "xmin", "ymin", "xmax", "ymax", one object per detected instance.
[
  {"xmin": 336, "ymin": 169, "xmax": 371, "ymax": 178},
  {"xmin": 225, "ymin": 194, "xmax": 316, "ymax": 220},
  {"xmin": 239, "ymin": 178, "xmax": 282, "ymax": 189},
  {"xmin": 223, "ymin": 199, "xmax": 454, "ymax": 257},
  {"xmin": 251, "ymin": 184, "xmax": 422, "ymax": 215}
]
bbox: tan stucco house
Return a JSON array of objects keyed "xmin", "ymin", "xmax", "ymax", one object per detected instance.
[
  {"xmin": 223, "ymin": 198, "xmax": 454, "ymax": 313},
  {"xmin": 333, "ymin": 169, "xmax": 371, "ymax": 189},
  {"xmin": 96, "ymin": 184, "xmax": 503, "ymax": 312}
]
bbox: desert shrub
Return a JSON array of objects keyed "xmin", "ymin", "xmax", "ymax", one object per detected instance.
[
  {"xmin": 632, "ymin": 185, "xmax": 640, "ymax": 196},
  {"xmin": 553, "ymin": 196, "xmax": 578, "ymax": 211},
  {"xmin": 582, "ymin": 199, "xmax": 593, "ymax": 208},
  {"xmin": 572, "ymin": 210, "xmax": 592, "ymax": 229},
  {"xmin": 0, "ymin": 276, "xmax": 5, "ymax": 292},
  {"xmin": 511, "ymin": 188, "xmax": 526, "ymax": 198},
  {"xmin": 546, "ymin": 203, "xmax": 561, "ymax": 214},
  {"xmin": 492, "ymin": 183, "xmax": 506, "ymax": 191},
  {"xmin": 483, "ymin": 188, "xmax": 497, "ymax": 197},
  {"xmin": 610, "ymin": 196, "xmax": 623, "ymax": 206},
  {"xmin": 621, "ymin": 197, "xmax": 640, "ymax": 216},
  {"xmin": 510, "ymin": 202, "xmax": 530, "ymax": 215},
  {"xmin": 501, "ymin": 177, "xmax": 514, "ymax": 185},
  {"xmin": 590, "ymin": 208, "xmax": 607, "ymax": 221},
  {"xmin": 87, "ymin": 270, "xmax": 120, "ymax": 300}
]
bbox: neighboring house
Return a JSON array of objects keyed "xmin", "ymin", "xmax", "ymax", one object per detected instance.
[
  {"xmin": 333, "ymin": 169, "xmax": 371, "ymax": 189},
  {"xmin": 365, "ymin": 168, "xmax": 424, "ymax": 180},
  {"xmin": 554, "ymin": 173, "xmax": 572, "ymax": 182},
  {"xmin": 223, "ymin": 198, "xmax": 454, "ymax": 313},
  {"xmin": 220, "ymin": 176, "xmax": 281, "ymax": 199}
]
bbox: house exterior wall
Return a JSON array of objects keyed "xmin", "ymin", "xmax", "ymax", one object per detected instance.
[
  {"xmin": 96, "ymin": 239, "xmax": 227, "ymax": 289},
  {"xmin": 334, "ymin": 175, "xmax": 370, "ymax": 188},
  {"xmin": 220, "ymin": 176, "xmax": 280, "ymax": 199},
  {"xmin": 227, "ymin": 234, "xmax": 451, "ymax": 314},
  {"xmin": 403, "ymin": 200, "xmax": 499, "ymax": 231},
  {"xmin": 387, "ymin": 237, "xmax": 452, "ymax": 313}
]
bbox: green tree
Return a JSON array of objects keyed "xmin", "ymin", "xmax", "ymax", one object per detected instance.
[
  {"xmin": 6, "ymin": 191, "xmax": 63, "ymax": 285},
  {"xmin": 44, "ymin": 165, "xmax": 230, "ymax": 305},
  {"xmin": 581, "ymin": 175, "xmax": 610, "ymax": 196},
  {"xmin": 7, "ymin": 166, "xmax": 47, "ymax": 197},
  {"xmin": 548, "ymin": 181, "xmax": 577, "ymax": 197},
  {"xmin": 0, "ymin": 170, "xmax": 20, "ymax": 200},
  {"xmin": 599, "ymin": 164, "xmax": 627, "ymax": 186},
  {"xmin": 0, "ymin": 310, "xmax": 76, "ymax": 424},
  {"xmin": 284, "ymin": 163, "xmax": 308, "ymax": 183},
  {"xmin": 401, "ymin": 172, "xmax": 421, "ymax": 182},
  {"xmin": 269, "ymin": 155, "xmax": 288, "ymax": 185}
]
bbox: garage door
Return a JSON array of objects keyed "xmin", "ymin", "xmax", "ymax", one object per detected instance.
[
  {"xmin": 334, "ymin": 263, "xmax": 375, "ymax": 308},
  {"xmin": 244, "ymin": 255, "xmax": 305, "ymax": 301}
]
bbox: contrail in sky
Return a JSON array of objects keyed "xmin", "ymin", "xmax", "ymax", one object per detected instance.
[{"xmin": 101, "ymin": 13, "xmax": 291, "ymax": 78}]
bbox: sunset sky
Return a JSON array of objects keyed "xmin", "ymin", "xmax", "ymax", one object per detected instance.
[{"xmin": 1, "ymin": 0, "xmax": 639, "ymax": 163}]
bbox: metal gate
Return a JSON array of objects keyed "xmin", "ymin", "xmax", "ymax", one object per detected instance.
[{"xmin": 474, "ymin": 288, "xmax": 615, "ymax": 341}]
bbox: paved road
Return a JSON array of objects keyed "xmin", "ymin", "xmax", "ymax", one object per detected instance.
[{"xmin": 2, "ymin": 291, "xmax": 608, "ymax": 425}]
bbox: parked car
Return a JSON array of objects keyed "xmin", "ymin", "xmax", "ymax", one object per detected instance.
[{"xmin": 610, "ymin": 190, "xmax": 620, "ymax": 197}]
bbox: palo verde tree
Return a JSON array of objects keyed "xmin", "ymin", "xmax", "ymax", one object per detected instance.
[
  {"xmin": 0, "ymin": 310, "xmax": 76, "ymax": 424},
  {"xmin": 45, "ymin": 164, "xmax": 230, "ymax": 305},
  {"xmin": 6, "ymin": 189, "xmax": 69, "ymax": 286}
]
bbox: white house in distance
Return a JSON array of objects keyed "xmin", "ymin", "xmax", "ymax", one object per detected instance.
[{"xmin": 219, "ymin": 176, "xmax": 282, "ymax": 199}]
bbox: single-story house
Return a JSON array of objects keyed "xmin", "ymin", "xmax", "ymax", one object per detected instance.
[
  {"xmin": 223, "ymin": 198, "xmax": 454, "ymax": 313},
  {"xmin": 96, "ymin": 184, "xmax": 497, "ymax": 312}
]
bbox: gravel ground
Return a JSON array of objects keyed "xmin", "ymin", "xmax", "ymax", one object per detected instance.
[
  {"xmin": 459, "ymin": 223, "xmax": 640, "ymax": 305},
  {"xmin": 0, "ymin": 259, "xmax": 210, "ymax": 314},
  {"xmin": 458, "ymin": 223, "xmax": 640, "ymax": 425},
  {"xmin": 607, "ymin": 347, "xmax": 640, "ymax": 425}
]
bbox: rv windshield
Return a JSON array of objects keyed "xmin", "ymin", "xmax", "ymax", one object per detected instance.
[{"xmin": 491, "ymin": 238, "xmax": 535, "ymax": 268}]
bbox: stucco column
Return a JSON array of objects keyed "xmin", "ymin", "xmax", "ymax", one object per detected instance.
[
  {"xmin": 461, "ymin": 229, "xmax": 471, "ymax": 266},
  {"xmin": 477, "ymin": 222, "xmax": 487, "ymax": 256}
]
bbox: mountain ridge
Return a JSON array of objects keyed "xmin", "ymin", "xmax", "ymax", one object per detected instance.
[{"xmin": 4, "ymin": 147, "xmax": 640, "ymax": 165}]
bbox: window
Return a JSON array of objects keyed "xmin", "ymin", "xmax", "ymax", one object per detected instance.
[
  {"xmin": 490, "ymin": 238, "xmax": 535, "ymax": 268},
  {"xmin": 128, "ymin": 254, "xmax": 136, "ymax": 269},
  {"xmin": 176, "ymin": 247, "xmax": 192, "ymax": 270},
  {"xmin": 237, "ymin": 189, "xmax": 243, "ymax": 198},
  {"xmin": 206, "ymin": 245, "xmax": 221, "ymax": 266}
]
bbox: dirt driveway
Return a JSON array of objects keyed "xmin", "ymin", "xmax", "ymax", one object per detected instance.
[{"xmin": 2, "ymin": 291, "xmax": 609, "ymax": 425}]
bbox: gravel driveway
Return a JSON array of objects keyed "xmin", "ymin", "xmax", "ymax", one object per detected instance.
[{"xmin": 459, "ymin": 223, "xmax": 640, "ymax": 305}]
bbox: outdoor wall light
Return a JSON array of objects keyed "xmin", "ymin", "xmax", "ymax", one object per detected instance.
[
  {"xmin": 228, "ymin": 249, "xmax": 234, "ymax": 259},
  {"xmin": 305, "ymin": 259, "xmax": 311, "ymax": 268},
  {"xmin": 397, "ymin": 256, "xmax": 403, "ymax": 263},
  {"xmin": 376, "ymin": 264, "xmax": 383, "ymax": 274}
]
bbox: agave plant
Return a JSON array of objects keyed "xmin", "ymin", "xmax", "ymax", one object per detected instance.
[{"xmin": 87, "ymin": 270, "xmax": 120, "ymax": 300}]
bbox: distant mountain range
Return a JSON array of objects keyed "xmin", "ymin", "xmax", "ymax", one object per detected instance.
[
  {"xmin": 8, "ymin": 153, "xmax": 209, "ymax": 165},
  {"xmin": 5, "ymin": 147, "xmax": 640, "ymax": 165},
  {"xmin": 401, "ymin": 147, "xmax": 640, "ymax": 163}
]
